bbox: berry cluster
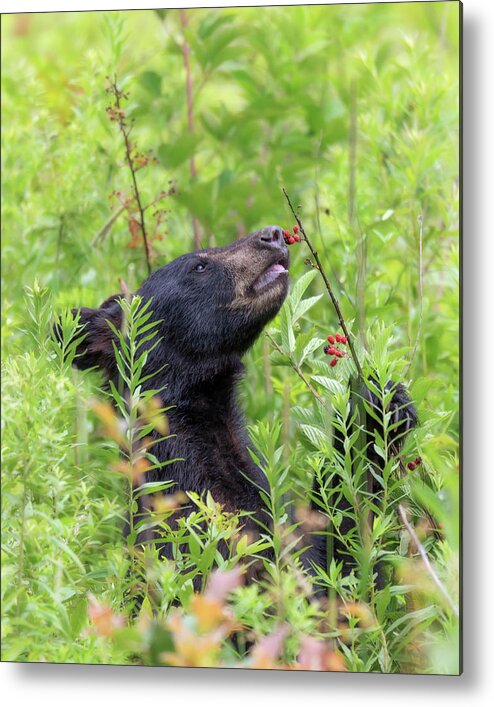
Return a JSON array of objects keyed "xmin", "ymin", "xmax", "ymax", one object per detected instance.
[
  {"xmin": 407, "ymin": 457, "xmax": 422, "ymax": 471},
  {"xmin": 283, "ymin": 225, "xmax": 301, "ymax": 245},
  {"xmin": 323, "ymin": 332, "xmax": 347, "ymax": 367},
  {"xmin": 131, "ymin": 149, "xmax": 158, "ymax": 171},
  {"xmin": 106, "ymin": 106, "xmax": 126, "ymax": 122}
]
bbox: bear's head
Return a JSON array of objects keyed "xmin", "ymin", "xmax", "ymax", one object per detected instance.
[{"xmin": 70, "ymin": 225, "xmax": 289, "ymax": 390}]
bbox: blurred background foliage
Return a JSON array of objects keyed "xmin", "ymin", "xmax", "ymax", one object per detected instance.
[{"xmin": 1, "ymin": 2, "xmax": 460, "ymax": 671}]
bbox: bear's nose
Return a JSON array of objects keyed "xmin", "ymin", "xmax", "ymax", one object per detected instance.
[{"xmin": 258, "ymin": 225, "xmax": 286, "ymax": 252}]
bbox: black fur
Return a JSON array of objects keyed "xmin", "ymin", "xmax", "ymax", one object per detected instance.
[
  {"xmin": 72, "ymin": 227, "xmax": 290, "ymax": 557},
  {"xmin": 68, "ymin": 226, "xmax": 416, "ymax": 581}
]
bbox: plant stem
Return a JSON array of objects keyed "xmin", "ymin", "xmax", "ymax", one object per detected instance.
[
  {"xmin": 179, "ymin": 9, "xmax": 201, "ymax": 250},
  {"xmin": 282, "ymin": 188, "xmax": 364, "ymax": 381},
  {"xmin": 398, "ymin": 503, "xmax": 458, "ymax": 617},
  {"xmin": 265, "ymin": 331, "xmax": 328, "ymax": 409},
  {"xmin": 109, "ymin": 77, "xmax": 152, "ymax": 276}
]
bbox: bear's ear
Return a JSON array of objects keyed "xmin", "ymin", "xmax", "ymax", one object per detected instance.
[{"xmin": 70, "ymin": 294, "xmax": 123, "ymax": 373}]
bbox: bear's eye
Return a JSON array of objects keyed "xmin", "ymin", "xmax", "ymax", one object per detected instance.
[{"xmin": 193, "ymin": 262, "xmax": 207, "ymax": 272}]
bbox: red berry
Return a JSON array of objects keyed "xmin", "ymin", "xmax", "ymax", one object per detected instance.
[
  {"xmin": 288, "ymin": 237, "xmax": 295, "ymax": 244},
  {"xmin": 284, "ymin": 230, "xmax": 291, "ymax": 238},
  {"xmin": 327, "ymin": 335, "xmax": 335, "ymax": 344},
  {"xmin": 293, "ymin": 235, "xmax": 301, "ymax": 242},
  {"xmin": 335, "ymin": 349, "xmax": 344, "ymax": 357},
  {"xmin": 407, "ymin": 462, "xmax": 416, "ymax": 471},
  {"xmin": 330, "ymin": 358, "xmax": 338, "ymax": 367},
  {"xmin": 335, "ymin": 333, "xmax": 342, "ymax": 342},
  {"xmin": 327, "ymin": 347, "xmax": 336, "ymax": 355},
  {"xmin": 293, "ymin": 225, "xmax": 299, "ymax": 233},
  {"xmin": 340, "ymin": 336, "xmax": 347, "ymax": 345},
  {"xmin": 414, "ymin": 457, "xmax": 422, "ymax": 466}
]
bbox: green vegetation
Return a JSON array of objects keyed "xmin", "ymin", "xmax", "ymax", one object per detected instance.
[{"xmin": 1, "ymin": 3, "xmax": 460, "ymax": 673}]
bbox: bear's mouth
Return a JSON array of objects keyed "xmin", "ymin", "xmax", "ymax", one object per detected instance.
[{"xmin": 252, "ymin": 255, "xmax": 289, "ymax": 294}]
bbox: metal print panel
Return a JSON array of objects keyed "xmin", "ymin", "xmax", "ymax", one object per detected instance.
[{"xmin": 1, "ymin": 1, "xmax": 461, "ymax": 675}]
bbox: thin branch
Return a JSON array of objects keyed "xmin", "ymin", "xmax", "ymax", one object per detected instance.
[
  {"xmin": 107, "ymin": 76, "xmax": 152, "ymax": 275},
  {"xmin": 405, "ymin": 214, "xmax": 424, "ymax": 377},
  {"xmin": 179, "ymin": 9, "xmax": 201, "ymax": 250},
  {"xmin": 265, "ymin": 332, "xmax": 328, "ymax": 410},
  {"xmin": 398, "ymin": 503, "xmax": 458, "ymax": 617},
  {"xmin": 282, "ymin": 188, "xmax": 364, "ymax": 381}
]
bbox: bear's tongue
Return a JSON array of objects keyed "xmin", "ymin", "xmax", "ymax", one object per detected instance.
[
  {"xmin": 269, "ymin": 263, "xmax": 286, "ymax": 274},
  {"xmin": 253, "ymin": 262, "xmax": 287, "ymax": 292}
]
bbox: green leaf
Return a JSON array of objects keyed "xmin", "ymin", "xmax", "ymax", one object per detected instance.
[
  {"xmin": 300, "ymin": 424, "xmax": 328, "ymax": 449},
  {"xmin": 289, "ymin": 270, "xmax": 318, "ymax": 313},
  {"xmin": 133, "ymin": 480, "xmax": 175, "ymax": 499},
  {"xmin": 292, "ymin": 294, "xmax": 323, "ymax": 323},
  {"xmin": 158, "ymin": 134, "xmax": 201, "ymax": 169},
  {"xmin": 278, "ymin": 304, "xmax": 295, "ymax": 354},
  {"xmin": 300, "ymin": 337, "xmax": 325, "ymax": 366},
  {"xmin": 311, "ymin": 375, "xmax": 346, "ymax": 396},
  {"xmin": 138, "ymin": 70, "xmax": 162, "ymax": 97}
]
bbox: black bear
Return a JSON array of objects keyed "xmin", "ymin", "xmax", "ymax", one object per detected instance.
[{"xmin": 70, "ymin": 225, "xmax": 416, "ymax": 581}]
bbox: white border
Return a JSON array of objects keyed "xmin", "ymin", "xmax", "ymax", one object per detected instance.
[
  {"xmin": 2, "ymin": 0, "xmax": 494, "ymax": 703},
  {"xmin": 0, "ymin": 0, "xmax": 465, "ymax": 13}
]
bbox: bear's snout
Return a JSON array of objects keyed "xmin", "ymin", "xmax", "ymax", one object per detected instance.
[
  {"xmin": 257, "ymin": 225, "xmax": 286, "ymax": 250},
  {"xmin": 212, "ymin": 227, "xmax": 289, "ymax": 304}
]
